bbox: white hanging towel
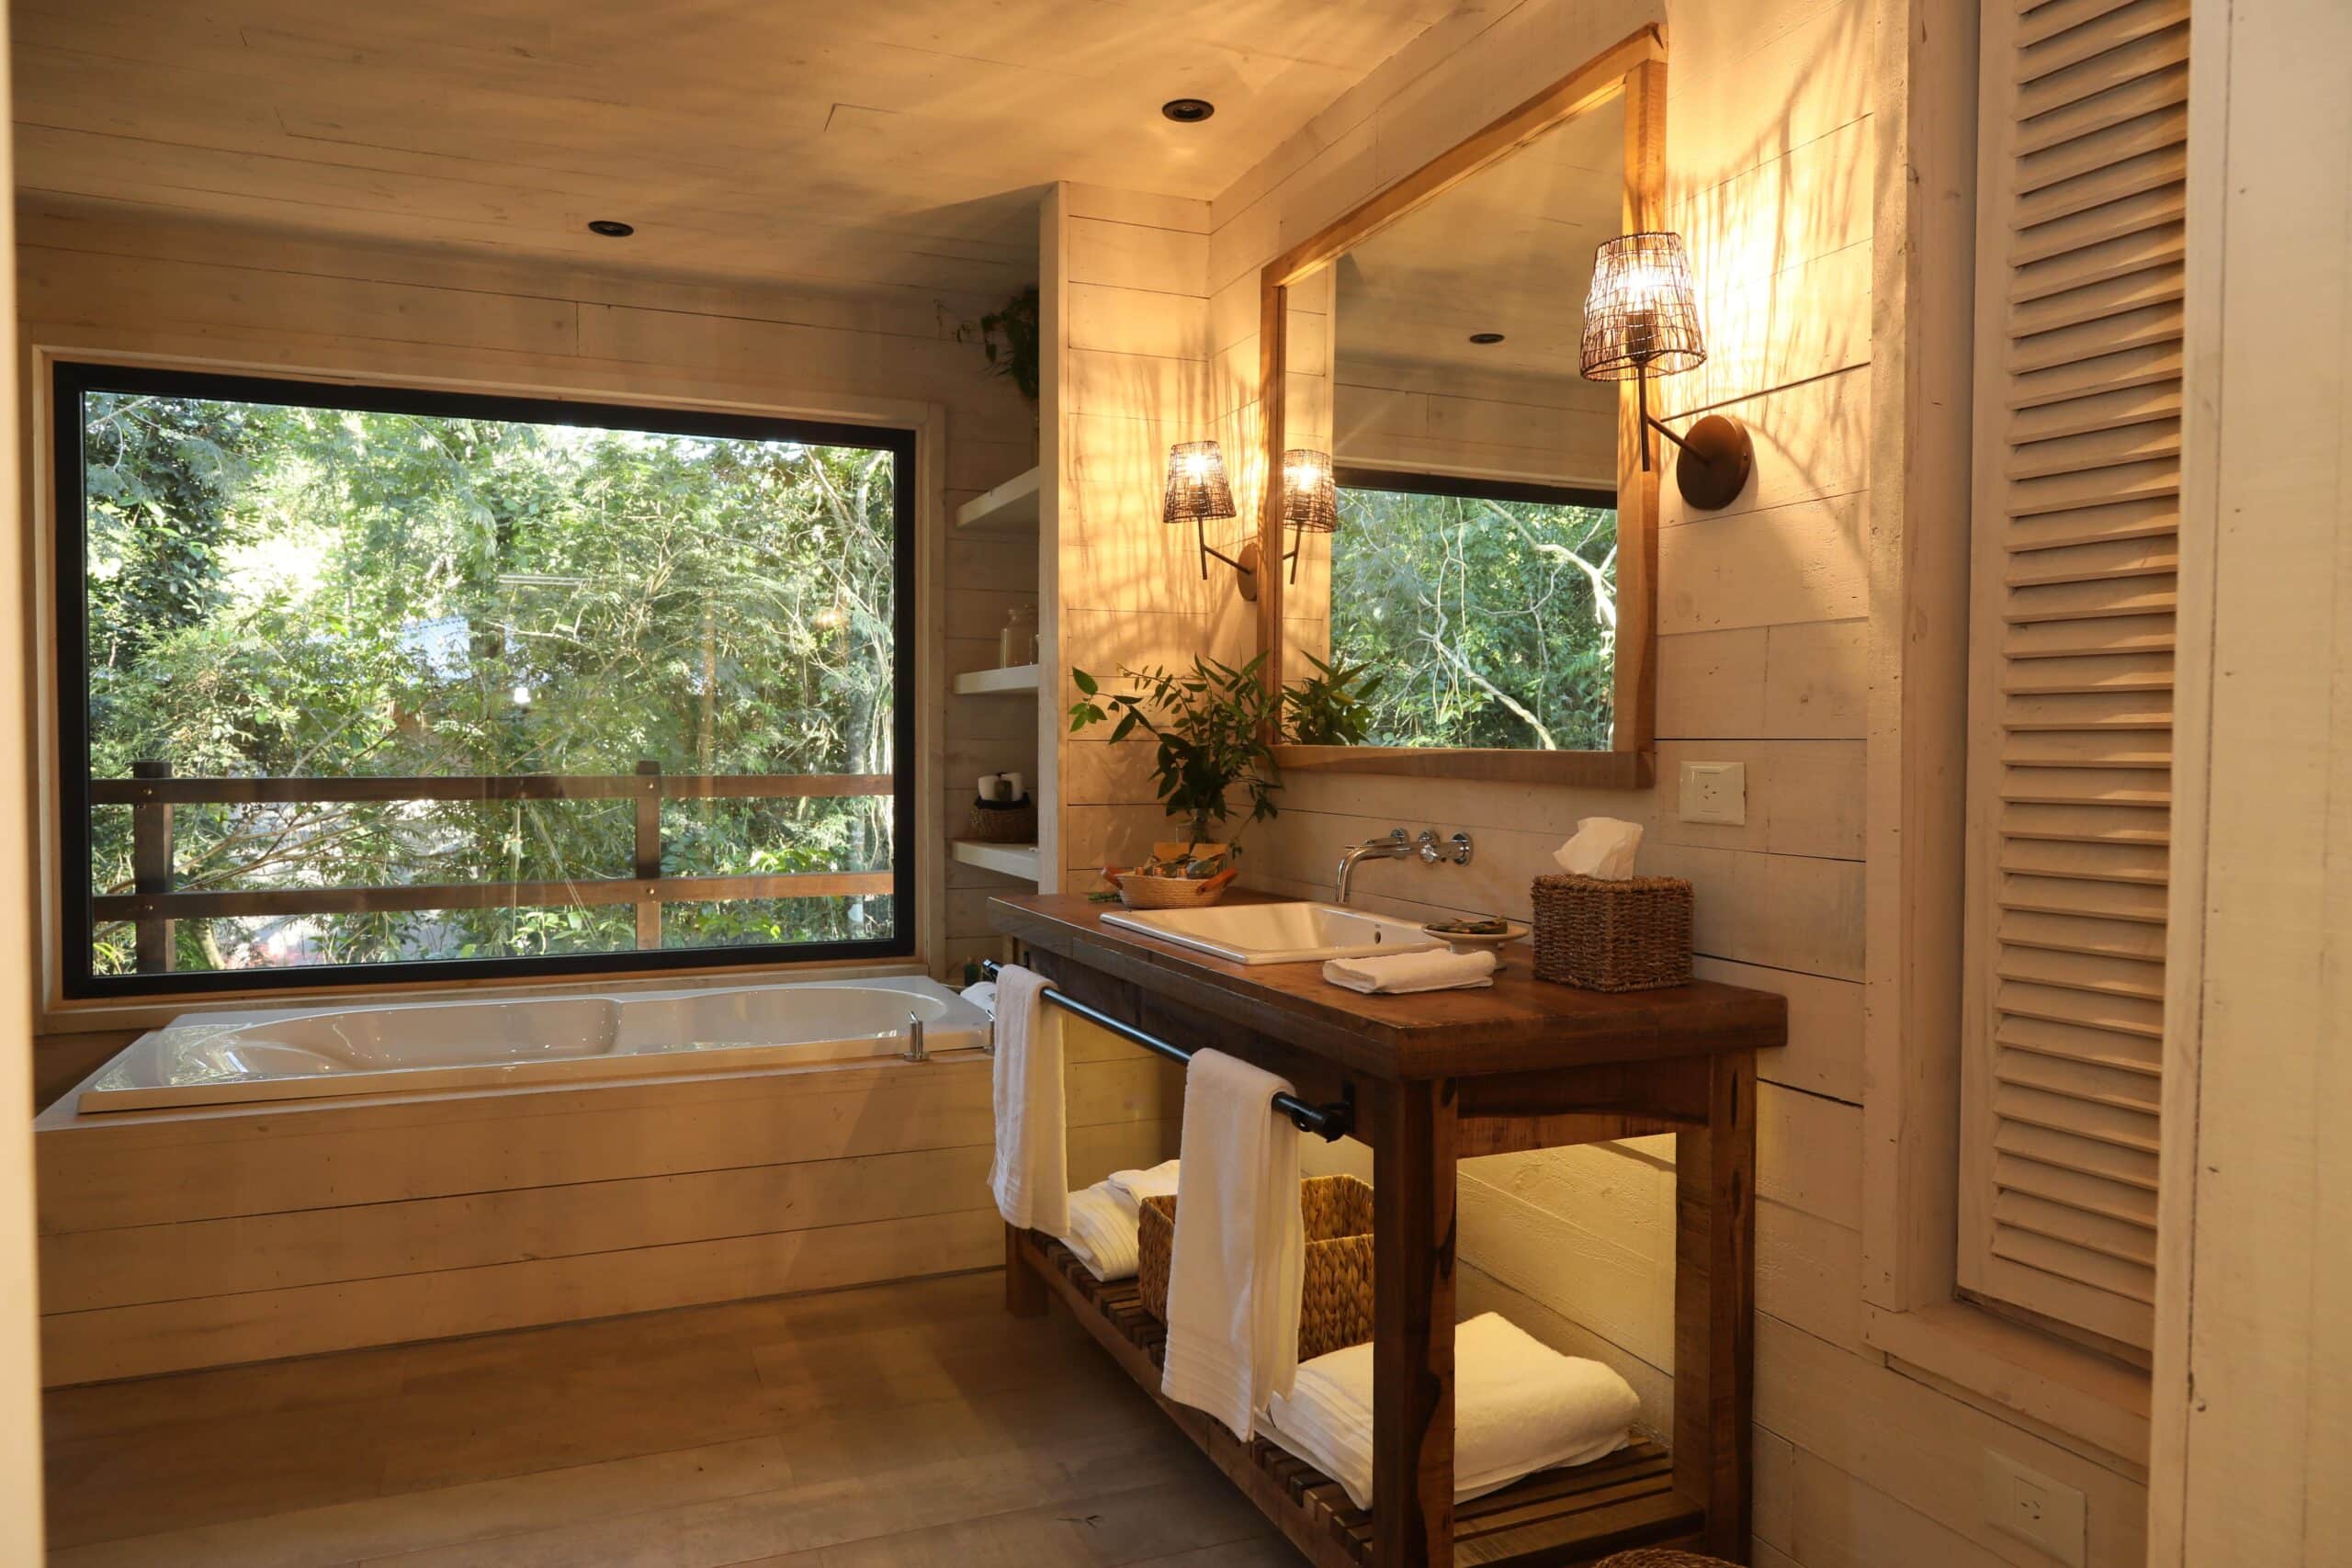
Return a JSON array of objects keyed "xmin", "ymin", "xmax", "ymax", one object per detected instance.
[
  {"xmin": 989, "ymin": 964, "xmax": 1069, "ymax": 1236},
  {"xmin": 1159, "ymin": 1049, "xmax": 1305, "ymax": 1442}
]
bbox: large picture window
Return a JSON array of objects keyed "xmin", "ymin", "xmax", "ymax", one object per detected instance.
[{"xmin": 55, "ymin": 363, "xmax": 916, "ymax": 998}]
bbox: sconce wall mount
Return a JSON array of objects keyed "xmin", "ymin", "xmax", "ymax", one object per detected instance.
[{"xmin": 1579, "ymin": 231, "xmax": 1755, "ymax": 512}]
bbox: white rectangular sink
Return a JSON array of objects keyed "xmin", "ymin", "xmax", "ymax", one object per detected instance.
[{"xmin": 1102, "ymin": 901, "xmax": 1444, "ymax": 965}]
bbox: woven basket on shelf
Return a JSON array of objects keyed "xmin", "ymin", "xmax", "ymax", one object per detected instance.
[
  {"xmin": 1591, "ymin": 1551, "xmax": 1739, "ymax": 1568},
  {"xmin": 1136, "ymin": 1173, "xmax": 1374, "ymax": 1362},
  {"xmin": 1114, "ymin": 868, "xmax": 1238, "ymax": 909},
  {"xmin": 965, "ymin": 795, "xmax": 1037, "ymax": 843},
  {"xmin": 1531, "ymin": 873, "xmax": 1694, "ymax": 992}
]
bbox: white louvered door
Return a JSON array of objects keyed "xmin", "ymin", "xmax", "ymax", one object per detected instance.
[{"xmin": 1958, "ymin": 0, "xmax": 2188, "ymax": 1354}]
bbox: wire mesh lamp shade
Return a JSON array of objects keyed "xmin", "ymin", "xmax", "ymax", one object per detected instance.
[
  {"xmin": 1577, "ymin": 231, "xmax": 1753, "ymax": 510},
  {"xmin": 1579, "ymin": 231, "xmax": 1707, "ymax": 379},
  {"xmin": 1162, "ymin": 440, "xmax": 1236, "ymax": 526},
  {"xmin": 1281, "ymin": 449, "xmax": 1339, "ymax": 534}
]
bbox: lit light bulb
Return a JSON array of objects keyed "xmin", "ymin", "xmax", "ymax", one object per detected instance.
[{"xmin": 1182, "ymin": 453, "xmax": 1213, "ymax": 483}]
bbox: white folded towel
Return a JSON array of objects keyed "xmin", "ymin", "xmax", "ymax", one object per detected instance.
[
  {"xmin": 1060, "ymin": 1182, "xmax": 1143, "ymax": 1280},
  {"xmin": 1160, "ymin": 1050, "xmax": 1304, "ymax": 1443},
  {"xmin": 989, "ymin": 965, "xmax": 1068, "ymax": 1236},
  {"xmin": 1106, "ymin": 1158, "xmax": 1182, "ymax": 1215},
  {"xmin": 1262, "ymin": 1313, "xmax": 1639, "ymax": 1510},
  {"xmin": 1322, "ymin": 947, "xmax": 1498, "ymax": 995}
]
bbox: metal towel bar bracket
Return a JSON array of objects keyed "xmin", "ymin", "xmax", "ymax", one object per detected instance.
[{"xmin": 980, "ymin": 960, "xmax": 1353, "ymax": 1141}]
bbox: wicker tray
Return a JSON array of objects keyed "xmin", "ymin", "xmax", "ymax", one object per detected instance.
[
  {"xmin": 1136, "ymin": 1173, "xmax": 1374, "ymax": 1362},
  {"xmin": 1532, "ymin": 873, "xmax": 1694, "ymax": 991}
]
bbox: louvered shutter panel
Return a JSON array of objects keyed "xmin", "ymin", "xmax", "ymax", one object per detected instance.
[{"xmin": 1958, "ymin": 0, "xmax": 2187, "ymax": 1353}]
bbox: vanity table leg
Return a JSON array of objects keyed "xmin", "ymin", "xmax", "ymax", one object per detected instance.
[
  {"xmin": 1004, "ymin": 1223, "xmax": 1047, "ymax": 1317},
  {"xmin": 1672, "ymin": 1049, "xmax": 1756, "ymax": 1558},
  {"xmin": 1371, "ymin": 1078, "xmax": 1458, "ymax": 1568}
]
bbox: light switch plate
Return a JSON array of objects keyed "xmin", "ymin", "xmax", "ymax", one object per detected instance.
[
  {"xmin": 1983, "ymin": 1450, "xmax": 2086, "ymax": 1566},
  {"xmin": 1678, "ymin": 761, "xmax": 1747, "ymax": 826}
]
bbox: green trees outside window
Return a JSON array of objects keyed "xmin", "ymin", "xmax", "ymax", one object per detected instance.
[
  {"xmin": 1327, "ymin": 475, "xmax": 1617, "ymax": 752},
  {"xmin": 58, "ymin": 365, "xmax": 913, "ymax": 994}
]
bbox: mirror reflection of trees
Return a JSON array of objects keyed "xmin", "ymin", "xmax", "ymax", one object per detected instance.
[
  {"xmin": 1328, "ymin": 485, "xmax": 1615, "ymax": 751},
  {"xmin": 79, "ymin": 390, "xmax": 900, "ymax": 976}
]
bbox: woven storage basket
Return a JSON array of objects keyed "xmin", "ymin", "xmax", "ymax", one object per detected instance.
[
  {"xmin": 1591, "ymin": 1552, "xmax": 1739, "ymax": 1568},
  {"xmin": 1531, "ymin": 873, "xmax": 1694, "ymax": 991},
  {"xmin": 1136, "ymin": 1173, "xmax": 1374, "ymax": 1362},
  {"xmin": 965, "ymin": 795, "xmax": 1038, "ymax": 843}
]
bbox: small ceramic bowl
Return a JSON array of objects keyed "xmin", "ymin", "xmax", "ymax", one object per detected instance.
[{"xmin": 1421, "ymin": 919, "xmax": 1532, "ymax": 968}]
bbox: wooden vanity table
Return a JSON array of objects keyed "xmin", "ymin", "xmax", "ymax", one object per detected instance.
[{"xmin": 990, "ymin": 893, "xmax": 1786, "ymax": 1567}]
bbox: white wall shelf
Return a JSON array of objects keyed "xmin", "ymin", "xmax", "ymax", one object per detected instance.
[
  {"xmin": 953, "ymin": 466, "xmax": 1041, "ymax": 532},
  {"xmin": 950, "ymin": 840, "xmax": 1041, "ymax": 881},
  {"xmin": 953, "ymin": 663, "xmax": 1040, "ymax": 696}
]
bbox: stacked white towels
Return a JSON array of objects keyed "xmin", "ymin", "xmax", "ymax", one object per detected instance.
[
  {"xmin": 1057, "ymin": 1159, "xmax": 1181, "ymax": 1281},
  {"xmin": 989, "ymin": 964, "xmax": 1068, "ymax": 1236},
  {"xmin": 1160, "ymin": 1050, "xmax": 1305, "ymax": 1443},
  {"xmin": 1323, "ymin": 948, "xmax": 1498, "ymax": 995},
  {"xmin": 1262, "ymin": 1313, "xmax": 1640, "ymax": 1510}
]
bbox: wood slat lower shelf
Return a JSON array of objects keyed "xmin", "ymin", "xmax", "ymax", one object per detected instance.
[{"xmin": 1014, "ymin": 1231, "xmax": 1702, "ymax": 1567}]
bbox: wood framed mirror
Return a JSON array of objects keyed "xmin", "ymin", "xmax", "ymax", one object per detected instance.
[{"xmin": 1254, "ymin": 27, "xmax": 1664, "ymax": 788}]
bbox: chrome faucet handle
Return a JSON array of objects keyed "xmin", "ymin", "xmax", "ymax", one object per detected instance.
[
  {"xmin": 1367, "ymin": 827, "xmax": 1408, "ymax": 846},
  {"xmin": 903, "ymin": 1010, "xmax": 928, "ymax": 1063},
  {"xmin": 1414, "ymin": 829, "xmax": 1475, "ymax": 865}
]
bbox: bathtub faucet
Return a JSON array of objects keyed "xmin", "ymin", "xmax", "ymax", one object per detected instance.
[{"xmin": 902, "ymin": 1011, "xmax": 928, "ymax": 1063}]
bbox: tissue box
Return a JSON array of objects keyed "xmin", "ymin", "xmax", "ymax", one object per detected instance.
[{"xmin": 1531, "ymin": 873, "xmax": 1693, "ymax": 991}]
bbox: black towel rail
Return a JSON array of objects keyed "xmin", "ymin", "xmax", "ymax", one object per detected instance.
[{"xmin": 980, "ymin": 960, "xmax": 1352, "ymax": 1141}]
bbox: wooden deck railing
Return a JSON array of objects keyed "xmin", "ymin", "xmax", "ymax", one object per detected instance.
[{"xmin": 91, "ymin": 760, "xmax": 897, "ymax": 973}]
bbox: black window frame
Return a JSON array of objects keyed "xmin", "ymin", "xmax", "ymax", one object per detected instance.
[
  {"xmin": 1331, "ymin": 464, "xmax": 1617, "ymax": 513},
  {"xmin": 53, "ymin": 360, "xmax": 921, "ymax": 999}
]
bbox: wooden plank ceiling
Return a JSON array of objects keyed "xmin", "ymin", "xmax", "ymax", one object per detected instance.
[{"xmin": 11, "ymin": 0, "xmax": 1464, "ymax": 293}]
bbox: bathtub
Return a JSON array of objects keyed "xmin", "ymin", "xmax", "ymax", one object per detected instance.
[{"xmin": 75, "ymin": 974, "xmax": 991, "ymax": 1113}]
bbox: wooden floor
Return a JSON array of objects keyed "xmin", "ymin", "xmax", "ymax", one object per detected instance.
[{"xmin": 40, "ymin": 1270, "xmax": 1304, "ymax": 1568}]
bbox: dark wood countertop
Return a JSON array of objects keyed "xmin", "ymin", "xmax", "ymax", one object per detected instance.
[{"xmin": 989, "ymin": 893, "xmax": 1786, "ymax": 1082}]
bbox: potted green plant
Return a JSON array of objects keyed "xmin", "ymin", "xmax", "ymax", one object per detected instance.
[
  {"xmin": 1069, "ymin": 651, "xmax": 1376, "ymax": 907},
  {"xmin": 953, "ymin": 286, "xmax": 1041, "ymax": 442}
]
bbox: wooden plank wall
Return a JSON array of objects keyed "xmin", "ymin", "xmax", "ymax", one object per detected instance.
[
  {"xmin": 1175, "ymin": 2, "xmax": 2153, "ymax": 1564},
  {"xmin": 34, "ymin": 1025, "xmax": 1181, "ymax": 1386},
  {"xmin": 1044, "ymin": 183, "xmax": 1255, "ymax": 890},
  {"xmin": 12, "ymin": 197, "xmax": 1043, "ymax": 1055}
]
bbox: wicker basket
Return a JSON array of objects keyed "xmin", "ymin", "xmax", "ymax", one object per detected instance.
[
  {"xmin": 1136, "ymin": 1174, "xmax": 1374, "ymax": 1362},
  {"xmin": 965, "ymin": 795, "xmax": 1038, "ymax": 843},
  {"xmin": 1114, "ymin": 868, "xmax": 1238, "ymax": 909},
  {"xmin": 1531, "ymin": 873, "xmax": 1694, "ymax": 991}
]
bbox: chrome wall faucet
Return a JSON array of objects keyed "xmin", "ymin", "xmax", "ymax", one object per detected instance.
[{"xmin": 1334, "ymin": 827, "xmax": 1475, "ymax": 903}]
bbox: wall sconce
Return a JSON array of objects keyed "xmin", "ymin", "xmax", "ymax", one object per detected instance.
[
  {"xmin": 1578, "ymin": 231, "xmax": 1754, "ymax": 510},
  {"xmin": 1279, "ymin": 448, "xmax": 1338, "ymax": 584},
  {"xmin": 1163, "ymin": 440, "xmax": 1246, "ymax": 581}
]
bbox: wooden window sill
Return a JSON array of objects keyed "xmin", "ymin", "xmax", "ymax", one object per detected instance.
[{"xmin": 1864, "ymin": 1300, "xmax": 2151, "ymax": 1471}]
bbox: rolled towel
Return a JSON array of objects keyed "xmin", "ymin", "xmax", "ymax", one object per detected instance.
[
  {"xmin": 1060, "ymin": 1181, "xmax": 1143, "ymax": 1281},
  {"xmin": 1160, "ymin": 1050, "xmax": 1304, "ymax": 1443},
  {"xmin": 1322, "ymin": 947, "xmax": 1498, "ymax": 995},
  {"xmin": 988, "ymin": 965, "xmax": 1068, "ymax": 1236},
  {"xmin": 1105, "ymin": 1157, "xmax": 1182, "ymax": 1216},
  {"xmin": 1262, "ymin": 1313, "xmax": 1639, "ymax": 1510}
]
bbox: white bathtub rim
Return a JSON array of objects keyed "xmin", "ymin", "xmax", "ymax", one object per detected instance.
[{"xmin": 74, "ymin": 975, "xmax": 989, "ymax": 1116}]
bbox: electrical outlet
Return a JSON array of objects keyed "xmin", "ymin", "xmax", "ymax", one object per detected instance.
[
  {"xmin": 1678, "ymin": 761, "xmax": 1747, "ymax": 826},
  {"xmin": 1983, "ymin": 1450, "xmax": 2086, "ymax": 1566}
]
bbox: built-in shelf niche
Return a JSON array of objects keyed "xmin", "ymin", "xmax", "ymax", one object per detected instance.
[
  {"xmin": 950, "ymin": 839, "xmax": 1041, "ymax": 881},
  {"xmin": 953, "ymin": 465, "xmax": 1040, "ymax": 532},
  {"xmin": 952, "ymin": 662, "xmax": 1040, "ymax": 696}
]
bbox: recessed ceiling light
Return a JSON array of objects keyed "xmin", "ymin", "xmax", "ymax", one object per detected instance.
[
  {"xmin": 587, "ymin": 220, "xmax": 635, "ymax": 238},
  {"xmin": 1161, "ymin": 98, "xmax": 1216, "ymax": 124},
  {"xmin": 1468, "ymin": 332, "xmax": 1506, "ymax": 344}
]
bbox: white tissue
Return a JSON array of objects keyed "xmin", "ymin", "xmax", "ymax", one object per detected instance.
[{"xmin": 1553, "ymin": 816, "xmax": 1644, "ymax": 880}]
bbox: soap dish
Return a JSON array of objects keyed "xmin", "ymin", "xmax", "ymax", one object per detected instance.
[{"xmin": 1420, "ymin": 918, "xmax": 1532, "ymax": 968}]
